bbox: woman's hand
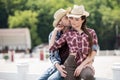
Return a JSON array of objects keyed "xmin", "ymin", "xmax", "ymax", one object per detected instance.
[
  {"xmin": 54, "ymin": 24, "xmax": 64, "ymax": 32},
  {"xmin": 74, "ymin": 65, "xmax": 84, "ymax": 77},
  {"xmin": 84, "ymin": 61, "xmax": 93, "ymax": 68},
  {"xmin": 84, "ymin": 62, "xmax": 95, "ymax": 75}
]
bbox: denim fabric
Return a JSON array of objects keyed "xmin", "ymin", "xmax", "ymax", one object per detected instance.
[
  {"xmin": 48, "ymin": 70, "xmax": 63, "ymax": 80},
  {"xmin": 38, "ymin": 65, "xmax": 63, "ymax": 80},
  {"xmin": 38, "ymin": 31, "xmax": 63, "ymax": 80},
  {"xmin": 49, "ymin": 50, "xmax": 61, "ymax": 65},
  {"xmin": 92, "ymin": 44, "xmax": 99, "ymax": 52},
  {"xmin": 38, "ymin": 66, "xmax": 56, "ymax": 80},
  {"xmin": 48, "ymin": 31, "xmax": 62, "ymax": 65}
]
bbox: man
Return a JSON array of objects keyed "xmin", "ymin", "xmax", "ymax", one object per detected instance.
[{"xmin": 38, "ymin": 8, "xmax": 71, "ymax": 80}]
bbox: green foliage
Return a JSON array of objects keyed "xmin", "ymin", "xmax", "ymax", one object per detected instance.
[
  {"xmin": 8, "ymin": 10, "xmax": 41, "ymax": 47},
  {"xmin": 9, "ymin": 10, "xmax": 38, "ymax": 28},
  {"xmin": 29, "ymin": 0, "xmax": 72, "ymax": 43},
  {"xmin": 74, "ymin": 0, "xmax": 120, "ymax": 50},
  {"xmin": 0, "ymin": 0, "xmax": 120, "ymax": 50}
]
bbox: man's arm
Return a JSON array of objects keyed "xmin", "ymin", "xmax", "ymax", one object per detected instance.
[
  {"xmin": 49, "ymin": 29, "xmax": 58, "ymax": 49},
  {"xmin": 48, "ymin": 28, "xmax": 67, "ymax": 77},
  {"xmin": 48, "ymin": 30, "xmax": 61, "ymax": 65}
]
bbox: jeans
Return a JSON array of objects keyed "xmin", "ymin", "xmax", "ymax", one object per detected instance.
[
  {"xmin": 38, "ymin": 66, "xmax": 63, "ymax": 80},
  {"xmin": 64, "ymin": 55, "xmax": 95, "ymax": 80}
]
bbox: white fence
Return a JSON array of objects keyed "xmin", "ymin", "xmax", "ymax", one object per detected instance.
[
  {"xmin": 0, "ymin": 72, "xmax": 40, "ymax": 80},
  {"xmin": 97, "ymin": 50, "xmax": 120, "ymax": 56},
  {"xmin": 0, "ymin": 50, "xmax": 120, "ymax": 80}
]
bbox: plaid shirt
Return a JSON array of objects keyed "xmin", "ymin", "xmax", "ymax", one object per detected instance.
[
  {"xmin": 49, "ymin": 31, "xmax": 69, "ymax": 65},
  {"xmin": 50, "ymin": 28, "xmax": 98, "ymax": 65}
]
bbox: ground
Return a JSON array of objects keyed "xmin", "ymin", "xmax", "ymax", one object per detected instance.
[{"xmin": 0, "ymin": 55, "xmax": 120, "ymax": 80}]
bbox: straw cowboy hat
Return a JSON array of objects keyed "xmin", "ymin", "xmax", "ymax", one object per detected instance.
[
  {"xmin": 67, "ymin": 5, "xmax": 89, "ymax": 18},
  {"xmin": 53, "ymin": 8, "xmax": 71, "ymax": 27}
]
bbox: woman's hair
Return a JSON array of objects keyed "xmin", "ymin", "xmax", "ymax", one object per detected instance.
[{"xmin": 81, "ymin": 16, "xmax": 93, "ymax": 56}]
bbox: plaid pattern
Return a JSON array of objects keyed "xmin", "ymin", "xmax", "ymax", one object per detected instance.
[
  {"xmin": 50, "ymin": 28, "xmax": 98, "ymax": 65},
  {"xmin": 49, "ymin": 31, "xmax": 69, "ymax": 65}
]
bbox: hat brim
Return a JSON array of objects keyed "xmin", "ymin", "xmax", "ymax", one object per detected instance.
[
  {"xmin": 53, "ymin": 8, "xmax": 71, "ymax": 27},
  {"xmin": 53, "ymin": 12, "xmax": 66, "ymax": 27},
  {"xmin": 53, "ymin": 19, "xmax": 61, "ymax": 27},
  {"xmin": 67, "ymin": 11, "xmax": 89, "ymax": 18}
]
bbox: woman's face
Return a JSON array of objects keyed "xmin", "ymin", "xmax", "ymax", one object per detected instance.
[{"xmin": 69, "ymin": 17, "xmax": 84, "ymax": 29}]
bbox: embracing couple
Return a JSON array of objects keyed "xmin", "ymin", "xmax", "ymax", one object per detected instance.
[{"xmin": 38, "ymin": 4, "xmax": 99, "ymax": 80}]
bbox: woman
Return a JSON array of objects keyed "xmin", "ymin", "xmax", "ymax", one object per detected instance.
[{"xmin": 50, "ymin": 5, "xmax": 99, "ymax": 80}]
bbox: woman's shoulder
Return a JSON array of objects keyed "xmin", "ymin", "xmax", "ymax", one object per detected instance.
[
  {"xmin": 61, "ymin": 29, "xmax": 74, "ymax": 37},
  {"xmin": 86, "ymin": 28, "xmax": 96, "ymax": 33}
]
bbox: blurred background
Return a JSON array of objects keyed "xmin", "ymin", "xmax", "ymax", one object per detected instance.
[
  {"xmin": 0, "ymin": 0, "xmax": 120, "ymax": 80},
  {"xmin": 0, "ymin": 0, "xmax": 120, "ymax": 52}
]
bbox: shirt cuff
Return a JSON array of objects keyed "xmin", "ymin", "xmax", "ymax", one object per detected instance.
[
  {"xmin": 92, "ymin": 44, "xmax": 99, "ymax": 52},
  {"xmin": 53, "ymin": 61, "xmax": 60, "ymax": 66}
]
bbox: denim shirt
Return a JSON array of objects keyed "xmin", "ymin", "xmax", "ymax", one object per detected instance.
[{"xmin": 48, "ymin": 31, "xmax": 62, "ymax": 65}]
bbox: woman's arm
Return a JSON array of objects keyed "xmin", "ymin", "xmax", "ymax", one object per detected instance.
[
  {"xmin": 49, "ymin": 29, "xmax": 58, "ymax": 49},
  {"xmin": 74, "ymin": 29, "xmax": 99, "ymax": 77},
  {"xmin": 80, "ymin": 50, "xmax": 96, "ymax": 67},
  {"xmin": 49, "ymin": 31, "xmax": 67, "ymax": 52},
  {"xmin": 74, "ymin": 50, "xmax": 96, "ymax": 77},
  {"xmin": 49, "ymin": 26, "xmax": 64, "ymax": 49}
]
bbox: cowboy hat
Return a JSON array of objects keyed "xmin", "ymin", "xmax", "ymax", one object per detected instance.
[
  {"xmin": 67, "ymin": 5, "xmax": 89, "ymax": 18},
  {"xmin": 53, "ymin": 8, "xmax": 71, "ymax": 27}
]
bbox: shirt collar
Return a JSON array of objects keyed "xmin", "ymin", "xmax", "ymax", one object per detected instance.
[{"xmin": 70, "ymin": 28, "xmax": 84, "ymax": 35}]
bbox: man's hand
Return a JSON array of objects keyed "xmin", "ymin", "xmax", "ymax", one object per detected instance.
[
  {"xmin": 55, "ymin": 64, "xmax": 67, "ymax": 77},
  {"xmin": 59, "ymin": 65, "xmax": 67, "ymax": 77}
]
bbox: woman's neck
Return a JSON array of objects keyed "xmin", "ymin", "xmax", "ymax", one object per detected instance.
[{"xmin": 74, "ymin": 25, "xmax": 83, "ymax": 33}]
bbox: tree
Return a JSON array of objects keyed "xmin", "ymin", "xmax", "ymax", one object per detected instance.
[
  {"xmin": 74, "ymin": 0, "xmax": 120, "ymax": 50},
  {"xmin": 8, "ymin": 10, "xmax": 41, "ymax": 47},
  {"xmin": 1, "ymin": 0, "xmax": 120, "ymax": 50},
  {"xmin": 0, "ymin": 0, "xmax": 27, "ymax": 28},
  {"xmin": 25, "ymin": 0, "xmax": 72, "ymax": 43}
]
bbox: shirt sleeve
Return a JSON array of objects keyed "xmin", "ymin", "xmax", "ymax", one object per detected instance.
[
  {"xmin": 49, "ymin": 33, "xmax": 67, "ymax": 52},
  {"xmin": 49, "ymin": 51, "xmax": 61, "ymax": 65},
  {"xmin": 48, "ymin": 32, "xmax": 52, "ymax": 43},
  {"xmin": 91, "ymin": 30, "xmax": 99, "ymax": 51},
  {"xmin": 48, "ymin": 32, "xmax": 61, "ymax": 65}
]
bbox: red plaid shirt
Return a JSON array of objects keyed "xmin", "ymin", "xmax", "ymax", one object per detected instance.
[{"xmin": 50, "ymin": 28, "xmax": 98, "ymax": 65}]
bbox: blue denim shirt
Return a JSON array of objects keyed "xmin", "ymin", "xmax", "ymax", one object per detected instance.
[{"xmin": 48, "ymin": 31, "xmax": 62, "ymax": 65}]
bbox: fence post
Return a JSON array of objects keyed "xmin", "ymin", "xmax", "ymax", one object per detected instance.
[
  {"xmin": 17, "ymin": 62, "xmax": 29, "ymax": 80},
  {"xmin": 112, "ymin": 63, "xmax": 120, "ymax": 80},
  {"xmin": 40, "ymin": 50, "xmax": 44, "ymax": 61}
]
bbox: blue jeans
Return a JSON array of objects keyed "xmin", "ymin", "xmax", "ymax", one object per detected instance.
[{"xmin": 38, "ymin": 66, "xmax": 63, "ymax": 80}]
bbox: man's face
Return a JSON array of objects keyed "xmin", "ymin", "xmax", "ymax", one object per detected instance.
[{"xmin": 60, "ymin": 16, "xmax": 70, "ymax": 27}]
